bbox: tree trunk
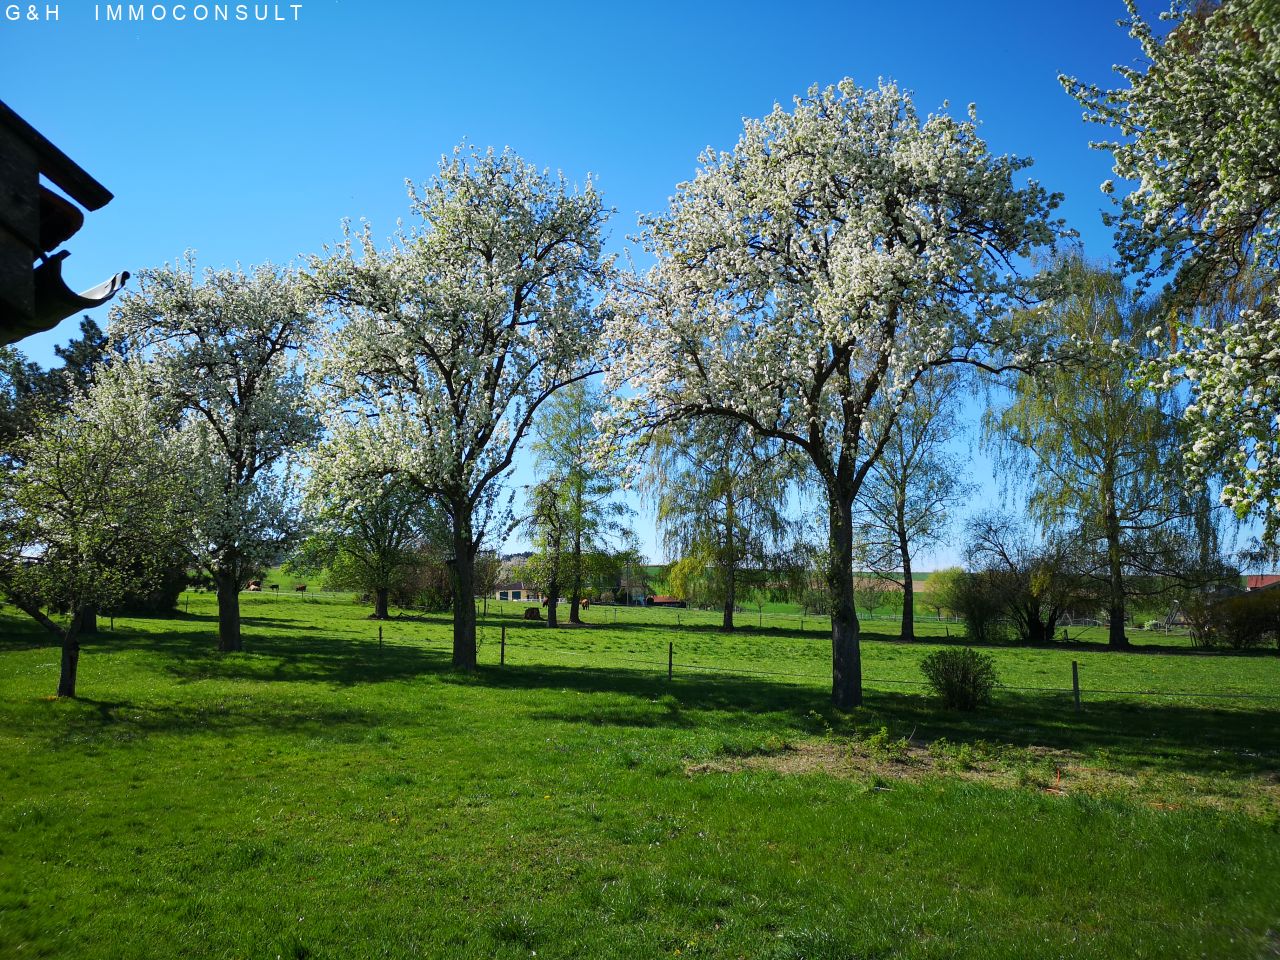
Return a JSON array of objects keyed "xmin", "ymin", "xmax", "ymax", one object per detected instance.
[
  {"xmin": 1105, "ymin": 501, "xmax": 1128, "ymax": 649},
  {"xmin": 568, "ymin": 531, "xmax": 583, "ymax": 624},
  {"xmin": 373, "ymin": 586, "xmax": 389, "ymax": 620},
  {"xmin": 897, "ymin": 509, "xmax": 914, "ymax": 642},
  {"xmin": 214, "ymin": 568, "xmax": 242, "ymax": 652},
  {"xmin": 828, "ymin": 488, "xmax": 862, "ymax": 709},
  {"xmin": 82, "ymin": 604, "xmax": 99, "ymax": 635},
  {"xmin": 722, "ymin": 563, "xmax": 736, "ymax": 632},
  {"xmin": 57, "ymin": 611, "xmax": 84, "ymax": 698},
  {"xmin": 722, "ymin": 491, "xmax": 736, "ymax": 632},
  {"xmin": 450, "ymin": 507, "xmax": 477, "ymax": 670},
  {"xmin": 546, "ymin": 575, "xmax": 560, "ymax": 629}
]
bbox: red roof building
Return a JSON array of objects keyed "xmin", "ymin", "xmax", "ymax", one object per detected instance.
[{"xmin": 1246, "ymin": 574, "xmax": 1280, "ymax": 591}]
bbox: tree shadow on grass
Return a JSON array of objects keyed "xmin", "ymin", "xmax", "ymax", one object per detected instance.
[
  {"xmin": 462, "ymin": 660, "xmax": 1280, "ymax": 779},
  {"xmin": 10, "ymin": 610, "xmax": 1276, "ymax": 780},
  {"xmin": 479, "ymin": 612, "xmax": 1279, "ymax": 660},
  {"xmin": 158, "ymin": 637, "xmax": 454, "ymax": 687},
  {"xmin": 34, "ymin": 693, "xmax": 398, "ymax": 748}
]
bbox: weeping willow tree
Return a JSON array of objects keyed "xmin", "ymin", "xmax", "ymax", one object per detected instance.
[
  {"xmin": 645, "ymin": 418, "xmax": 797, "ymax": 631},
  {"xmin": 985, "ymin": 255, "xmax": 1221, "ymax": 648}
]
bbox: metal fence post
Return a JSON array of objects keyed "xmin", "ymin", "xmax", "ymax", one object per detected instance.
[
  {"xmin": 1072, "ymin": 660, "xmax": 1081, "ymax": 711},
  {"xmin": 668, "ymin": 641, "xmax": 673, "ymax": 680},
  {"xmin": 501, "ymin": 625, "xmax": 506, "ymax": 666}
]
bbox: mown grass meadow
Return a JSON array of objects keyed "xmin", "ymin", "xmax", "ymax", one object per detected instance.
[{"xmin": 1, "ymin": 592, "xmax": 1277, "ymax": 958}]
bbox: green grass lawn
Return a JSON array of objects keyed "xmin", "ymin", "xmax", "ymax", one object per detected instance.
[{"xmin": 1, "ymin": 592, "xmax": 1278, "ymax": 959}]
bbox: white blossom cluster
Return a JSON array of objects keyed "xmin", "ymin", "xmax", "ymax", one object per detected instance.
[
  {"xmin": 309, "ymin": 146, "xmax": 612, "ymax": 551},
  {"xmin": 1062, "ymin": 0, "xmax": 1280, "ymax": 298},
  {"xmin": 1, "ymin": 359, "xmax": 189, "ymax": 616},
  {"xmin": 605, "ymin": 80, "xmax": 1064, "ymax": 496},
  {"xmin": 1155, "ymin": 305, "xmax": 1280, "ymax": 540},
  {"xmin": 1064, "ymin": 0, "xmax": 1280, "ymax": 541},
  {"xmin": 109, "ymin": 257, "xmax": 319, "ymax": 580}
]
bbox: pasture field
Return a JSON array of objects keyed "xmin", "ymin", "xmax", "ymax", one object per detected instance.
[{"xmin": 1, "ymin": 592, "xmax": 1278, "ymax": 959}]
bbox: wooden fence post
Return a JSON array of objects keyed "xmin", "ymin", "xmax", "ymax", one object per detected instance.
[
  {"xmin": 501, "ymin": 625, "xmax": 506, "ymax": 666},
  {"xmin": 1072, "ymin": 660, "xmax": 1081, "ymax": 711},
  {"xmin": 668, "ymin": 641, "xmax": 673, "ymax": 680},
  {"xmin": 378, "ymin": 625, "xmax": 383, "ymax": 650}
]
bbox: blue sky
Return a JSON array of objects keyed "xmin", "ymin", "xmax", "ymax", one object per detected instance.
[{"xmin": 1, "ymin": 0, "xmax": 1158, "ymax": 565}]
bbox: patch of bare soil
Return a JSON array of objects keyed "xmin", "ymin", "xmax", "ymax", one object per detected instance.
[{"xmin": 686, "ymin": 739, "xmax": 1280, "ymax": 818}]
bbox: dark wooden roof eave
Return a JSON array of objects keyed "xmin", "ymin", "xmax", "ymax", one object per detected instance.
[{"xmin": 0, "ymin": 99, "xmax": 113, "ymax": 211}]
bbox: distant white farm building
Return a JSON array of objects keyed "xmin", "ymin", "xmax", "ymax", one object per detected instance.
[{"xmin": 493, "ymin": 581, "xmax": 543, "ymax": 603}]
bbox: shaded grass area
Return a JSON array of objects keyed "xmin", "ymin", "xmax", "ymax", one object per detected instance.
[{"xmin": 1, "ymin": 593, "xmax": 1278, "ymax": 959}]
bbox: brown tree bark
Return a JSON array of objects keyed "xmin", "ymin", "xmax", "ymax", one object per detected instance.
[
  {"xmin": 721, "ymin": 491, "xmax": 736, "ymax": 632},
  {"xmin": 57, "ymin": 610, "xmax": 85, "ymax": 698},
  {"xmin": 897, "ymin": 503, "xmax": 915, "ymax": 642},
  {"xmin": 214, "ymin": 568, "xmax": 242, "ymax": 652},
  {"xmin": 449, "ymin": 505, "xmax": 477, "ymax": 670},
  {"xmin": 373, "ymin": 586, "xmax": 390, "ymax": 620},
  {"xmin": 545, "ymin": 575, "xmax": 560, "ymax": 628},
  {"xmin": 829, "ymin": 488, "xmax": 863, "ymax": 709},
  {"xmin": 1105, "ymin": 498, "xmax": 1129, "ymax": 649},
  {"xmin": 568, "ymin": 530, "xmax": 583, "ymax": 624}
]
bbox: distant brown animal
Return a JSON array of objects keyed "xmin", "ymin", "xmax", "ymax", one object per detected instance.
[
  {"xmin": 523, "ymin": 606, "xmax": 543, "ymax": 621},
  {"xmin": 294, "ymin": 584, "xmax": 307, "ymax": 593},
  {"xmin": 269, "ymin": 584, "xmax": 279, "ymax": 593},
  {"xmin": 245, "ymin": 580, "xmax": 262, "ymax": 592},
  {"xmin": 580, "ymin": 599, "xmax": 590, "ymax": 609}
]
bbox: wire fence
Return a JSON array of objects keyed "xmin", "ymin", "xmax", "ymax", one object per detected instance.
[
  {"xmin": 364, "ymin": 616, "xmax": 1280, "ymax": 708},
  {"xmin": 171, "ymin": 591, "xmax": 1276, "ymax": 705},
  {"xmin": 468, "ymin": 599, "xmax": 1200, "ymax": 645}
]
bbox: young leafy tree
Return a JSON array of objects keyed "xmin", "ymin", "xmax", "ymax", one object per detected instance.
[
  {"xmin": 854, "ymin": 370, "xmax": 970, "ymax": 641},
  {"xmin": 645, "ymin": 417, "xmax": 796, "ymax": 632},
  {"xmin": 0, "ymin": 362, "xmax": 186, "ymax": 697},
  {"xmin": 1063, "ymin": 0, "xmax": 1280, "ymax": 541},
  {"xmin": 298, "ymin": 472, "xmax": 447, "ymax": 619},
  {"xmin": 607, "ymin": 80, "xmax": 1064, "ymax": 707},
  {"xmin": 111, "ymin": 259, "xmax": 320, "ymax": 652},
  {"xmin": 985, "ymin": 258, "xmax": 1207, "ymax": 648},
  {"xmin": 474, "ymin": 550, "xmax": 503, "ymax": 616},
  {"xmin": 925, "ymin": 566, "xmax": 966, "ymax": 619},
  {"xmin": 965, "ymin": 513, "xmax": 1091, "ymax": 645},
  {"xmin": 1, "ymin": 317, "xmax": 109, "ymax": 461},
  {"xmin": 529, "ymin": 380, "xmax": 630, "ymax": 624},
  {"xmin": 312, "ymin": 147, "xmax": 611, "ymax": 668},
  {"xmin": 521, "ymin": 479, "xmax": 570, "ymax": 627}
]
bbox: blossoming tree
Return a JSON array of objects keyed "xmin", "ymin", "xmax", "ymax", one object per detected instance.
[
  {"xmin": 0, "ymin": 362, "xmax": 187, "ymax": 697},
  {"xmin": 311, "ymin": 146, "xmax": 611, "ymax": 669},
  {"xmin": 607, "ymin": 80, "xmax": 1063, "ymax": 707},
  {"xmin": 111, "ymin": 259, "xmax": 320, "ymax": 652},
  {"xmin": 1062, "ymin": 0, "xmax": 1280, "ymax": 541}
]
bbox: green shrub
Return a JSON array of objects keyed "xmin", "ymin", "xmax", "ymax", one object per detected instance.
[
  {"xmin": 920, "ymin": 647, "xmax": 998, "ymax": 710},
  {"xmin": 947, "ymin": 571, "xmax": 1010, "ymax": 644},
  {"xmin": 1213, "ymin": 589, "xmax": 1280, "ymax": 650}
]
